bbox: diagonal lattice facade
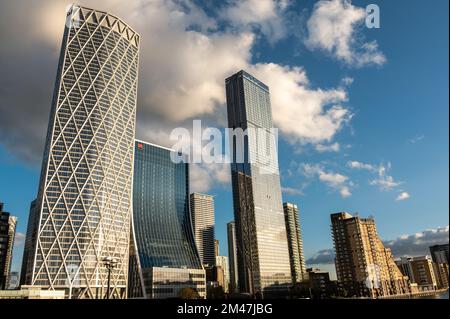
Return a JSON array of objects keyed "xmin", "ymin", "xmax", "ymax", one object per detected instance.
[{"xmin": 25, "ymin": 5, "xmax": 140, "ymax": 299}]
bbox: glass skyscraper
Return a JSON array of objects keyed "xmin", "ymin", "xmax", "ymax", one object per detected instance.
[
  {"xmin": 225, "ymin": 70, "xmax": 292, "ymax": 297},
  {"xmin": 22, "ymin": 5, "xmax": 139, "ymax": 298},
  {"xmin": 129, "ymin": 141, "xmax": 205, "ymax": 299}
]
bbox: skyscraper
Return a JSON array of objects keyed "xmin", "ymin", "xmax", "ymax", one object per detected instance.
[
  {"xmin": 331, "ymin": 212, "xmax": 410, "ymax": 298},
  {"xmin": 22, "ymin": 5, "xmax": 140, "ymax": 298},
  {"xmin": 227, "ymin": 221, "xmax": 239, "ymax": 293},
  {"xmin": 129, "ymin": 141, "xmax": 205, "ymax": 299},
  {"xmin": 0, "ymin": 203, "xmax": 17, "ymax": 290},
  {"xmin": 283, "ymin": 203, "xmax": 307, "ymax": 284},
  {"xmin": 190, "ymin": 193, "xmax": 215, "ymax": 267},
  {"xmin": 20, "ymin": 199, "xmax": 38, "ymax": 286},
  {"xmin": 225, "ymin": 70, "xmax": 292, "ymax": 297}
]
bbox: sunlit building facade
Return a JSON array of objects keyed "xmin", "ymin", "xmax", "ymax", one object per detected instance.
[
  {"xmin": 283, "ymin": 203, "xmax": 307, "ymax": 284},
  {"xmin": 226, "ymin": 70, "xmax": 292, "ymax": 297},
  {"xmin": 331, "ymin": 212, "xmax": 411, "ymax": 298},
  {"xmin": 22, "ymin": 5, "xmax": 140, "ymax": 298},
  {"xmin": 129, "ymin": 141, "xmax": 205, "ymax": 299},
  {"xmin": 190, "ymin": 193, "xmax": 215, "ymax": 267}
]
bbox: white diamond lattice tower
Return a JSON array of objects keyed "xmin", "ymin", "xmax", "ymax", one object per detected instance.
[{"xmin": 24, "ymin": 5, "xmax": 140, "ymax": 299}]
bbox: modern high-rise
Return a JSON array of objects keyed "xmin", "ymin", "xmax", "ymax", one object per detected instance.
[
  {"xmin": 190, "ymin": 193, "xmax": 215, "ymax": 267},
  {"xmin": 283, "ymin": 203, "xmax": 307, "ymax": 284},
  {"xmin": 227, "ymin": 221, "xmax": 239, "ymax": 293},
  {"xmin": 226, "ymin": 70, "xmax": 292, "ymax": 297},
  {"xmin": 331, "ymin": 212, "xmax": 411, "ymax": 298},
  {"xmin": 129, "ymin": 141, "xmax": 205, "ymax": 299},
  {"xmin": 22, "ymin": 5, "xmax": 140, "ymax": 298},
  {"xmin": 20, "ymin": 199, "xmax": 38, "ymax": 286},
  {"xmin": 0, "ymin": 203, "xmax": 17, "ymax": 290},
  {"xmin": 429, "ymin": 244, "xmax": 449, "ymax": 264}
]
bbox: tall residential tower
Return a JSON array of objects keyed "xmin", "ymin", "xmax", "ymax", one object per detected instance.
[
  {"xmin": 21, "ymin": 5, "xmax": 140, "ymax": 298},
  {"xmin": 225, "ymin": 70, "xmax": 292, "ymax": 297},
  {"xmin": 331, "ymin": 212, "xmax": 410, "ymax": 298},
  {"xmin": 283, "ymin": 203, "xmax": 307, "ymax": 284},
  {"xmin": 190, "ymin": 193, "xmax": 215, "ymax": 267}
]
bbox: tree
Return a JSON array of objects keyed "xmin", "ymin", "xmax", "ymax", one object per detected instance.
[{"xmin": 179, "ymin": 287, "xmax": 200, "ymax": 299}]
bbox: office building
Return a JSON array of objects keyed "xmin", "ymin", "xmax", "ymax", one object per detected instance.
[
  {"xmin": 20, "ymin": 199, "xmax": 38, "ymax": 286},
  {"xmin": 226, "ymin": 70, "xmax": 292, "ymax": 297},
  {"xmin": 0, "ymin": 203, "xmax": 17, "ymax": 290},
  {"xmin": 216, "ymin": 255, "xmax": 230, "ymax": 293},
  {"xmin": 190, "ymin": 193, "xmax": 215, "ymax": 267},
  {"xmin": 129, "ymin": 141, "xmax": 205, "ymax": 299},
  {"xmin": 429, "ymin": 244, "xmax": 449, "ymax": 264},
  {"xmin": 283, "ymin": 203, "xmax": 307, "ymax": 283},
  {"xmin": 22, "ymin": 5, "xmax": 140, "ymax": 298},
  {"xmin": 331, "ymin": 212, "xmax": 410, "ymax": 298},
  {"xmin": 227, "ymin": 221, "xmax": 239, "ymax": 293}
]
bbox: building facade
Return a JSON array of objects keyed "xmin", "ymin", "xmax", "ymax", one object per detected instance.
[
  {"xmin": 226, "ymin": 70, "xmax": 292, "ymax": 298},
  {"xmin": 429, "ymin": 244, "xmax": 449, "ymax": 265},
  {"xmin": 331, "ymin": 212, "xmax": 410, "ymax": 298},
  {"xmin": 216, "ymin": 255, "xmax": 230, "ymax": 293},
  {"xmin": 129, "ymin": 141, "xmax": 205, "ymax": 299},
  {"xmin": 0, "ymin": 203, "xmax": 17, "ymax": 290},
  {"xmin": 20, "ymin": 199, "xmax": 38, "ymax": 286},
  {"xmin": 283, "ymin": 203, "xmax": 307, "ymax": 284},
  {"xmin": 227, "ymin": 221, "xmax": 239, "ymax": 293},
  {"xmin": 22, "ymin": 5, "xmax": 140, "ymax": 298},
  {"xmin": 190, "ymin": 193, "xmax": 215, "ymax": 267},
  {"xmin": 396, "ymin": 256, "xmax": 445, "ymax": 291}
]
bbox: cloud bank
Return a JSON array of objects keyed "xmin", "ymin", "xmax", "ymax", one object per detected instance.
[{"xmin": 0, "ymin": 0, "xmax": 359, "ymax": 192}]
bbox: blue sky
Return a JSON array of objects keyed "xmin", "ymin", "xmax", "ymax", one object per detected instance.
[{"xmin": 0, "ymin": 0, "xmax": 448, "ymax": 277}]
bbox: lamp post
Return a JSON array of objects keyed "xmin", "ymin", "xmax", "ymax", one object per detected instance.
[{"xmin": 102, "ymin": 257, "xmax": 118, "ymax": 299}]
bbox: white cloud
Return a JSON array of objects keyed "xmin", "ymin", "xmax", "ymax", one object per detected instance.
[
  {"xmin": 299, "ymin": 163, "xmax": 351, "ymax": 198},
  {"xmin": 305, "ymin": 0, "xmax": 386, "ymax": 67},
  {"xmin": 396, "ymin": 192, "xmax": 410, "ymax": 201},
  {"xmin": 1, "ymin": 0, "xmax": 353, "ymax": 178},
  {"xmin": 222, "ymin": 0, "xmax": 290, "ymax": 42},
  {"xmin": 249, "ymin": 64, "xmax": 352, "ymax": 145},
  {"xmin": 348, "ymin": 161, "xmax": 405, "ymax": 195},
  {"xmin": 340, "ymin": 186, "xmax": 352, "ymax": 198},
  {"xmin": 369, "ymin": 162, "xmax": 402, "ymax": 191},
  {"xmin": 315, "ymin": 142, "xmax": 340, "ymax": 152},
  {"xmin": 281, "ymin": 186, "xmax": 304, "ymax": 196},
  {"xmin": 347, "ymin": 160, "xmax": 376, "ymax": 171},
  {"xmin": 409, "ymin": 135, "xmax": 425, "ymax": 144},
  {"xmin": 384, "ymin": 226, "xmax": 449, "ymax": 257}
]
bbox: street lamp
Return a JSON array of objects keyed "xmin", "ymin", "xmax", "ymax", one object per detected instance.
[{"xmin": 102, "ymin": 257, "xmax": 118, "ymax": 299}]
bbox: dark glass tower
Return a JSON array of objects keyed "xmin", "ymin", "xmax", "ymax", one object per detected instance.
[
  {"xmin": 225, "ymin": 70, "xmax": 292, "ymax": 298},
  {"xmin": 129, "ymin": 140, "xmax": 205, "ymax": 299}
]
